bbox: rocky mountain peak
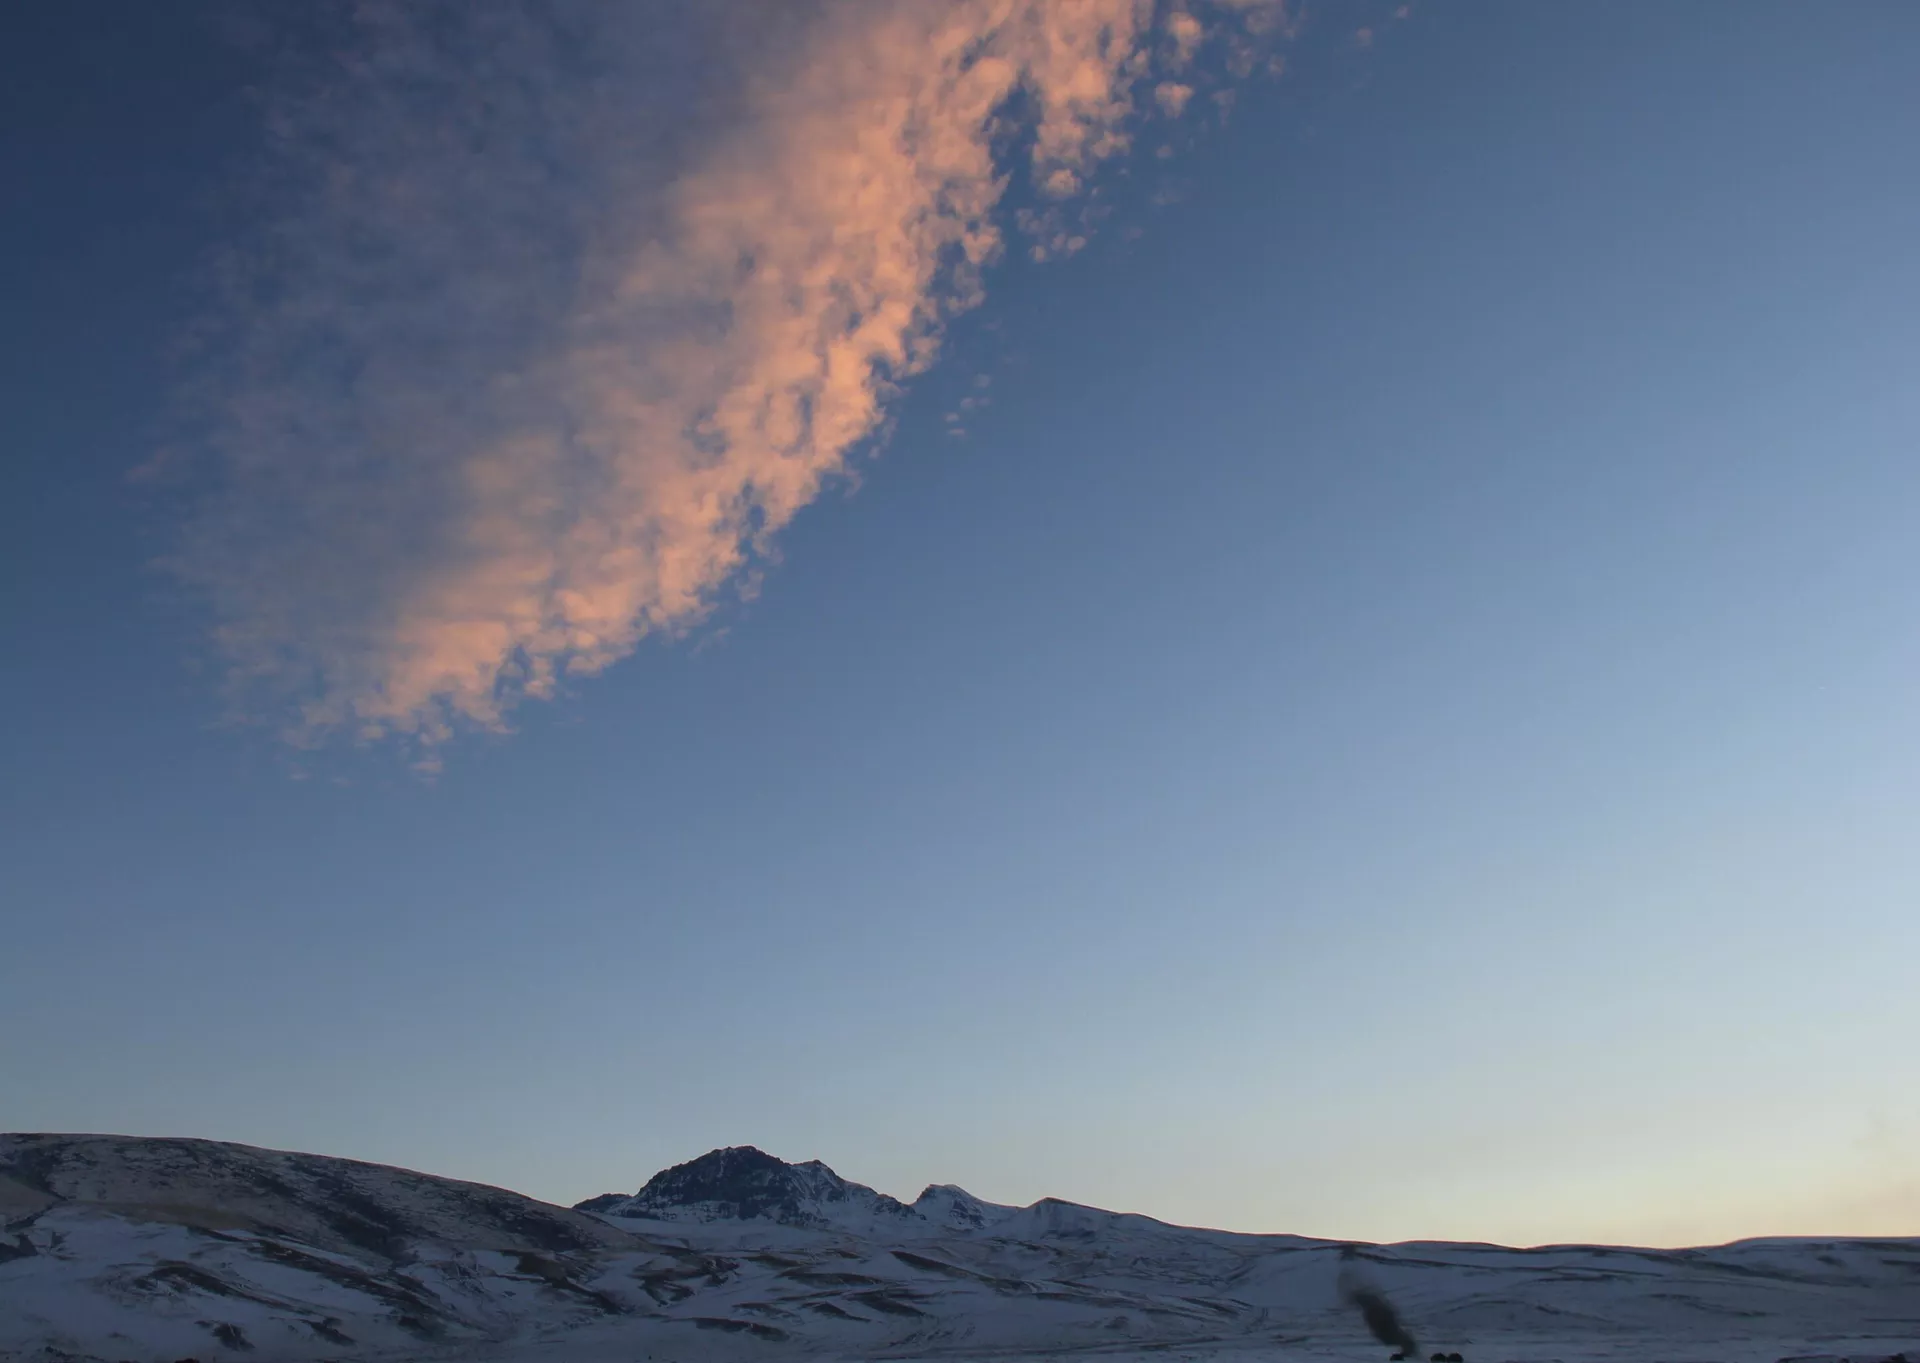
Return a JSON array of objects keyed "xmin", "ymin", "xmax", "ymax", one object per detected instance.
[
  {"xmin": 912, "ymin": 1181, "xmax": 1017, "ymax": 1231},
  {"xmin": 575, "ymin": 1146, "xmax": 920, "ymax": 1229}
]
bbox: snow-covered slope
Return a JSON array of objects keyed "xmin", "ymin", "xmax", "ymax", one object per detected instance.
[
  {"xmin": 0, "ymin": 1133, "xmax": 649, "ymax": 1360},
  {"xmin": 3, "ymin": 1133, "xmax": 1917, "ymax": 1363},
  {"xmin": 1, "ymin": 1133, "xmax": 633, "ymax": 1259},
  {"xmin": 910, "ymin": 1181, "xmax": 1020, "ymax": 1232}
]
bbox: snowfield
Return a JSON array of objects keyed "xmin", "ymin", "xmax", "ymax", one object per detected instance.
[{"xmin": 2, "ymin": 1135, "xmax": 1914, "ymax": 1363}]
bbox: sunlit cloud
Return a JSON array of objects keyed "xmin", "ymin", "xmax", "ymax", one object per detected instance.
[
  {"xmin": 174, "ymin": 0, "xmax": 1295, "ymax": 758},
  {"xmin": 1155, "ymin": 81, "xmax": 1196, "ymax": 116}
]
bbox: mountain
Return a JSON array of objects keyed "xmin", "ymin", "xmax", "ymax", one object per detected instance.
[
  {"xmin": 4, "ymin": 1132, "xmax": 1917, "ymax": 1363},
  {"xmin": 574, "ymin": 1145, "xmax": 1023, "ymax": 1238},
  {"xmin": 576, "ymin": 1145, "xmax": 924, "ymax": 1232},
  {"xmin": 1, "ymin": 1132, "xmax": 633, "ymax": 1260},
  {"xmin": 0, "ymin": 1132, "xmax": 647, "ymax": 1360},
  {"xmin": 909, "ymin": 1182, "xmax": 1019, "ymax": 1232}
]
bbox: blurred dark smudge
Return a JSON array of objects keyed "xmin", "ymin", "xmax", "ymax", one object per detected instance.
[{"xmin": 1338, "ymin": 1256, "xmax": 1419, "ymax": 1356}]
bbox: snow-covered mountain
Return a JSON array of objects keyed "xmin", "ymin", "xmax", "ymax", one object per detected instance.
[
  {"xmin": 910, "ymin": 1181, "xmax": 1020, "ymax": 1233},
  {"xmin": 4, "ymin": 1132, "xmax": 1917, "ymax": 1363},
  {"xmin": 0, "ymin": 1132, "xmax": 633, "ymax": 1260},
  {"xmin": 575, "ymin": 1145, "xmax": 1020, "ymax": 1237},
  {"xmin": 576, "ymin": 1145, "xmax": 924, "ymax": 1232},
  {"xmin": 0, "ymin": 1132, "xmax": 646, "ymax": 1360}
]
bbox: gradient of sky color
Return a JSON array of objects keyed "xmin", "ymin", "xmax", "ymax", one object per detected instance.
[{"xmin": 4, "ymin": 1, "xmax": 1919, "ymax": 1249}]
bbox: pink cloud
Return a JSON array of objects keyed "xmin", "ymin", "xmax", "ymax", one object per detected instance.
[
  {"xmin": 176, "ymin": 0, "xmax": 1296, "ymax": 757},
  {"xmin": 1166, "ymin": 11, "xmax": 1207, "ymax": 67}
]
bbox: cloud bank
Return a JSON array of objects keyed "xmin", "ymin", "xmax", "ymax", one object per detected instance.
[{"xmin": 176, "ymin": 0, "xmax": 1293, "ymax": 756}]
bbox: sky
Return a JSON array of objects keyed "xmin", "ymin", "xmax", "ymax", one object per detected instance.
[{"xmin": 4, "ymin": 0, "xmax": 1919, "ymax": 1249}]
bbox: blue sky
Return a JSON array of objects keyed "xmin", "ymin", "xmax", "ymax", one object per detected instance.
[{"xmin": 5, "ymin": 1, "xmax": 1919, "ymax": 1247}]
